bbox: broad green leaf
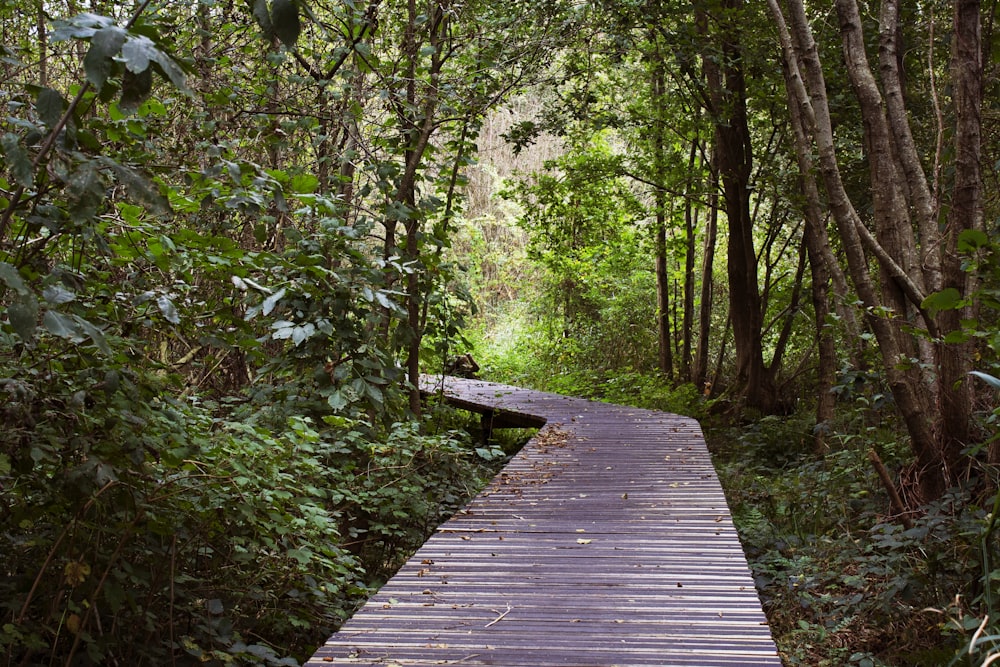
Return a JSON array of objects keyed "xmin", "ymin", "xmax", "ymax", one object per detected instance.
[
  {"xmin": 271, "ymin": 0, "xmax": 301, "ymax": 47},
  {"xmin": 120, "ymin": 67, "xmax": 153, "ymax": 111},
  {"xmin": 50, "ymin": 13, "xmax": 114, "ymax": 42},
  {"xmin": 921, "ymin": 287, "xmax": 962, "ymax": 314},
  {"xmin": 156, "ymin": 294, "xmax": 180, "ymax": 324},
  {"xmin": 251, "ymin": 0, "xmax": 274, "ymax": 40},
  {"xmin": 958, "ymin": 229, "xmax": 989, "ymax": 253},
  {"xmin": 66, "ymin": 162, "xmax": 105, "ymax": 222},
  {"xmin": 121, "ymin": 35, "xmax": 152, "ymax": 72},
  {"xmin": 36, "ymin": 88, "xmax": 66, "ymax": 129},
  {"xmin": 0, "ymin": 453, "xmax": 10, "ymax": 475},
  {"xmin": 291, "ymin": 322, "xmax": 315, "ymax": 346},
  {"xmin": 43, "ymin": 284, "xmax": 76, "ymax": 305},
  {"xmin": 327, "ymin": 391, "xmax": 348, "ymax": 411},
  {"xmin": 943, "ymin": 330, "xmax": 971, "ymax": 344},
  {"xmin": 73, "ymin": 315, "xmax": 111, "ymax": 355},
  {"xmin": 262, "ymin": 287, "xmax": 286, "ymax": 316},
  {"xmin": 83, "ymin": 26, "xmax": 127, "ymax": 89},
  {"xmin": 43, "ymin": 310, "xmax": 81, "ymax": 339},
  {"xmin": 2, "ymin": 134, "xmax": 33, "ymax": 188},
  {"xmin": 121, "ymin": 35, "xmax": 189, "ymax": 93},
  {"xmin": 8, "ymin": 296, "xmax": 38, "ymax": 341},
  {"xmin": 0, "ymin": 262, "xmax": 29, "ymax": 295}
]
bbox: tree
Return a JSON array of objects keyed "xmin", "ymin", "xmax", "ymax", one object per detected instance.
[{"xmin": 768, "ymin": 0, "xmax": 985, "ymax": 501}]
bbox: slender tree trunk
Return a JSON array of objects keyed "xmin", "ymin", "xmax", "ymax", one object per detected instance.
[
  {"xmin": 655, "ymin": 213, "xmax": 673, "ymax": 379},
  {"xmin": 682, "ymin": 137, "xmax": 698, "ymax": 381},
  {"xmin": 938, "ymin": 0, "xmax": 982, "ymax": 475},
  {"xmin": 705, "ymin": 0, "xmax": 774, "ymax": 411},
  {"xmin": 693, "ymin": 148, "xmax": 718, "ymax": 390},
  {"xmin": 649, "ymin": 36, "xmax": 674, "ymax": 380}
]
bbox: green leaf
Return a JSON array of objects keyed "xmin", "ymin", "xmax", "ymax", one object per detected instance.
[
  {"xmin": 121, "ymin": 35, "xmax": 189, "ymax": 93},
  {"xmin": 958, "ymin": 229, "xmax": 989, "ymax": 253},
  {"xmin": 66, "ymin": 162, "xmax": 105, "ymax": 222},
  {"xmin": 156, "ymin": 294, "xmax": 180, "ymax": 324},
  {"xmin": 51, "ymin": 13, "xmax": 114, "ymax": 42},
  {"xmin": 0, "ymin": 453, "xmax": 10, "ymax": 475},
  {"xmin": 83, "ymin": 26, "xmax": 127, "ymax": 89},
  {"xmin": 36, "ymin": 88, "xmax": 66, "ymax": 129},
  {"xmin": 921, "ymin": 287, "xmax": 962, "ymax": 314},
  {"xmin": 8, "ymin": 296, "xmax": 39, "ymax": 341},
  {"xmin": 327, "ymin": 391, "xmax": 348, "ymax": 411},
  {"xmin": 43, "ymin": 310, "xmax": 82, "ymax": 339},
  {"xmin": 121, "ymin": 35, "xmax": 152, "ymax": 72},
  {"xmin": 119, "ymin": 66, "xmax": 153, "ymax": 111},
  {"xmin": 0, "ymin": 262, "xmax": 29, "ymax": 296},
  {"xmin": 251, "ymin": 0, "xmax": 274, "ymax": 40},
  {"xmin": 271, "ymin": 0, "xmax": 301, "ymax": 47},
  {"xmin": 43, "ymin": 285, "xmax": 76, "ymax": 305},
  {"xmin": 262, "ymin": 287, "xmax": 285, "ymax": 316},
  {"xmin": 73, "ymin": 315, "xmax": 112, "ymax": 355},
  {"xmin": 2, "ymin": 134, "xmax": 33, "ymax": 188}
]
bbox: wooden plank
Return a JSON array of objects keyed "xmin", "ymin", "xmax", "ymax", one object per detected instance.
[{"xmin": 306, "ymin": 377, "xmax": 780, "ymax": 666}]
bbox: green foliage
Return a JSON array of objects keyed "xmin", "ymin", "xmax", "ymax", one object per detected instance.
[{"xmin": 0, "ymin": 354, "xmax": 496, "ymax": 664}]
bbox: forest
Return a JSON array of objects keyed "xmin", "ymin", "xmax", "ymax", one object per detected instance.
[{"xmin": 1, "ymin": 0, "xmax": 999, "ymax": 665}]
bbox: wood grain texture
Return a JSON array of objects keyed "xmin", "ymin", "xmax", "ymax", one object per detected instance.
[{"xmin": 306, "ymin": 377, "xmax": 780, "ymax": 666}]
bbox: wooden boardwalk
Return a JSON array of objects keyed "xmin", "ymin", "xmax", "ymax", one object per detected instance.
[{"xmin": 306, "ymin": 377, "xmax": 780, "ymax": 666}]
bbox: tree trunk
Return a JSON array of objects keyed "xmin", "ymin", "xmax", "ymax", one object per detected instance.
[
  {"xmin": 682, "ymin": 137, "xmax": 699, "ymax": 381},
  {"xmin": 693, "ymin": 147, "xmax": 718, "ymax": 390},
  {"xmin": 705, "ymin": 0, "xmax": 775, "ymax": 411},
  {"xmin": 938, "ymin": 0, "xmax": 982, "ymax": 477},
  {"xmin": 773, "ymin": 0, "xmax": 984, "ymax": 501}
]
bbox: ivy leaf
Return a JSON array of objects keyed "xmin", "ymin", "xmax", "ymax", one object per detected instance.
[
  {"xmin": 36, "ymin": 88, "xmax": 66, "ymax": 129},
  {"xmin": 83, "ymin": 26, "xmax": 127, "ymax": 90},
  {"xmin": 271, "ymin": 0, "xmax": 301, "ymax": 47},
  {"xmin": 2, "ymin": 134, "xmax": 33, "ymax": 188}
]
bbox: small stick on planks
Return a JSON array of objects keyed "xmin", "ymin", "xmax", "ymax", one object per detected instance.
[{"xmin": 485, "ymin": 603, "xmax": 512, "ymax": 628}]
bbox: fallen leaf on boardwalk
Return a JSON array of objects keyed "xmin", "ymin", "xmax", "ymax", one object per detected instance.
[{"xmin": 577, "ymin": 538, "xmax": 593, "ymax": 544}]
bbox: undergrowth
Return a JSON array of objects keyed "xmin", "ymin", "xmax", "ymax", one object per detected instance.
[{"xmin": 0, "ymin": 357, "xmax": 511, "ymax": 666}]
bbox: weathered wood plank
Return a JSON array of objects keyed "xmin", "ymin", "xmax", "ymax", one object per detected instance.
[{"xmin": 306, "ymin": 377, "xmax": 780, "ymax": 666}]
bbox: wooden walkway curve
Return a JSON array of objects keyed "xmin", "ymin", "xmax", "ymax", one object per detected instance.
[{"xmin": 306, "ymin": 377, "xmax": 780, "ymax": 666}]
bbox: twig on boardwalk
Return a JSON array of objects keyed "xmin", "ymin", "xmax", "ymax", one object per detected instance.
[{"xmin": 484, "ymin": 603, "xmax": 512, "ymax": 628}]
